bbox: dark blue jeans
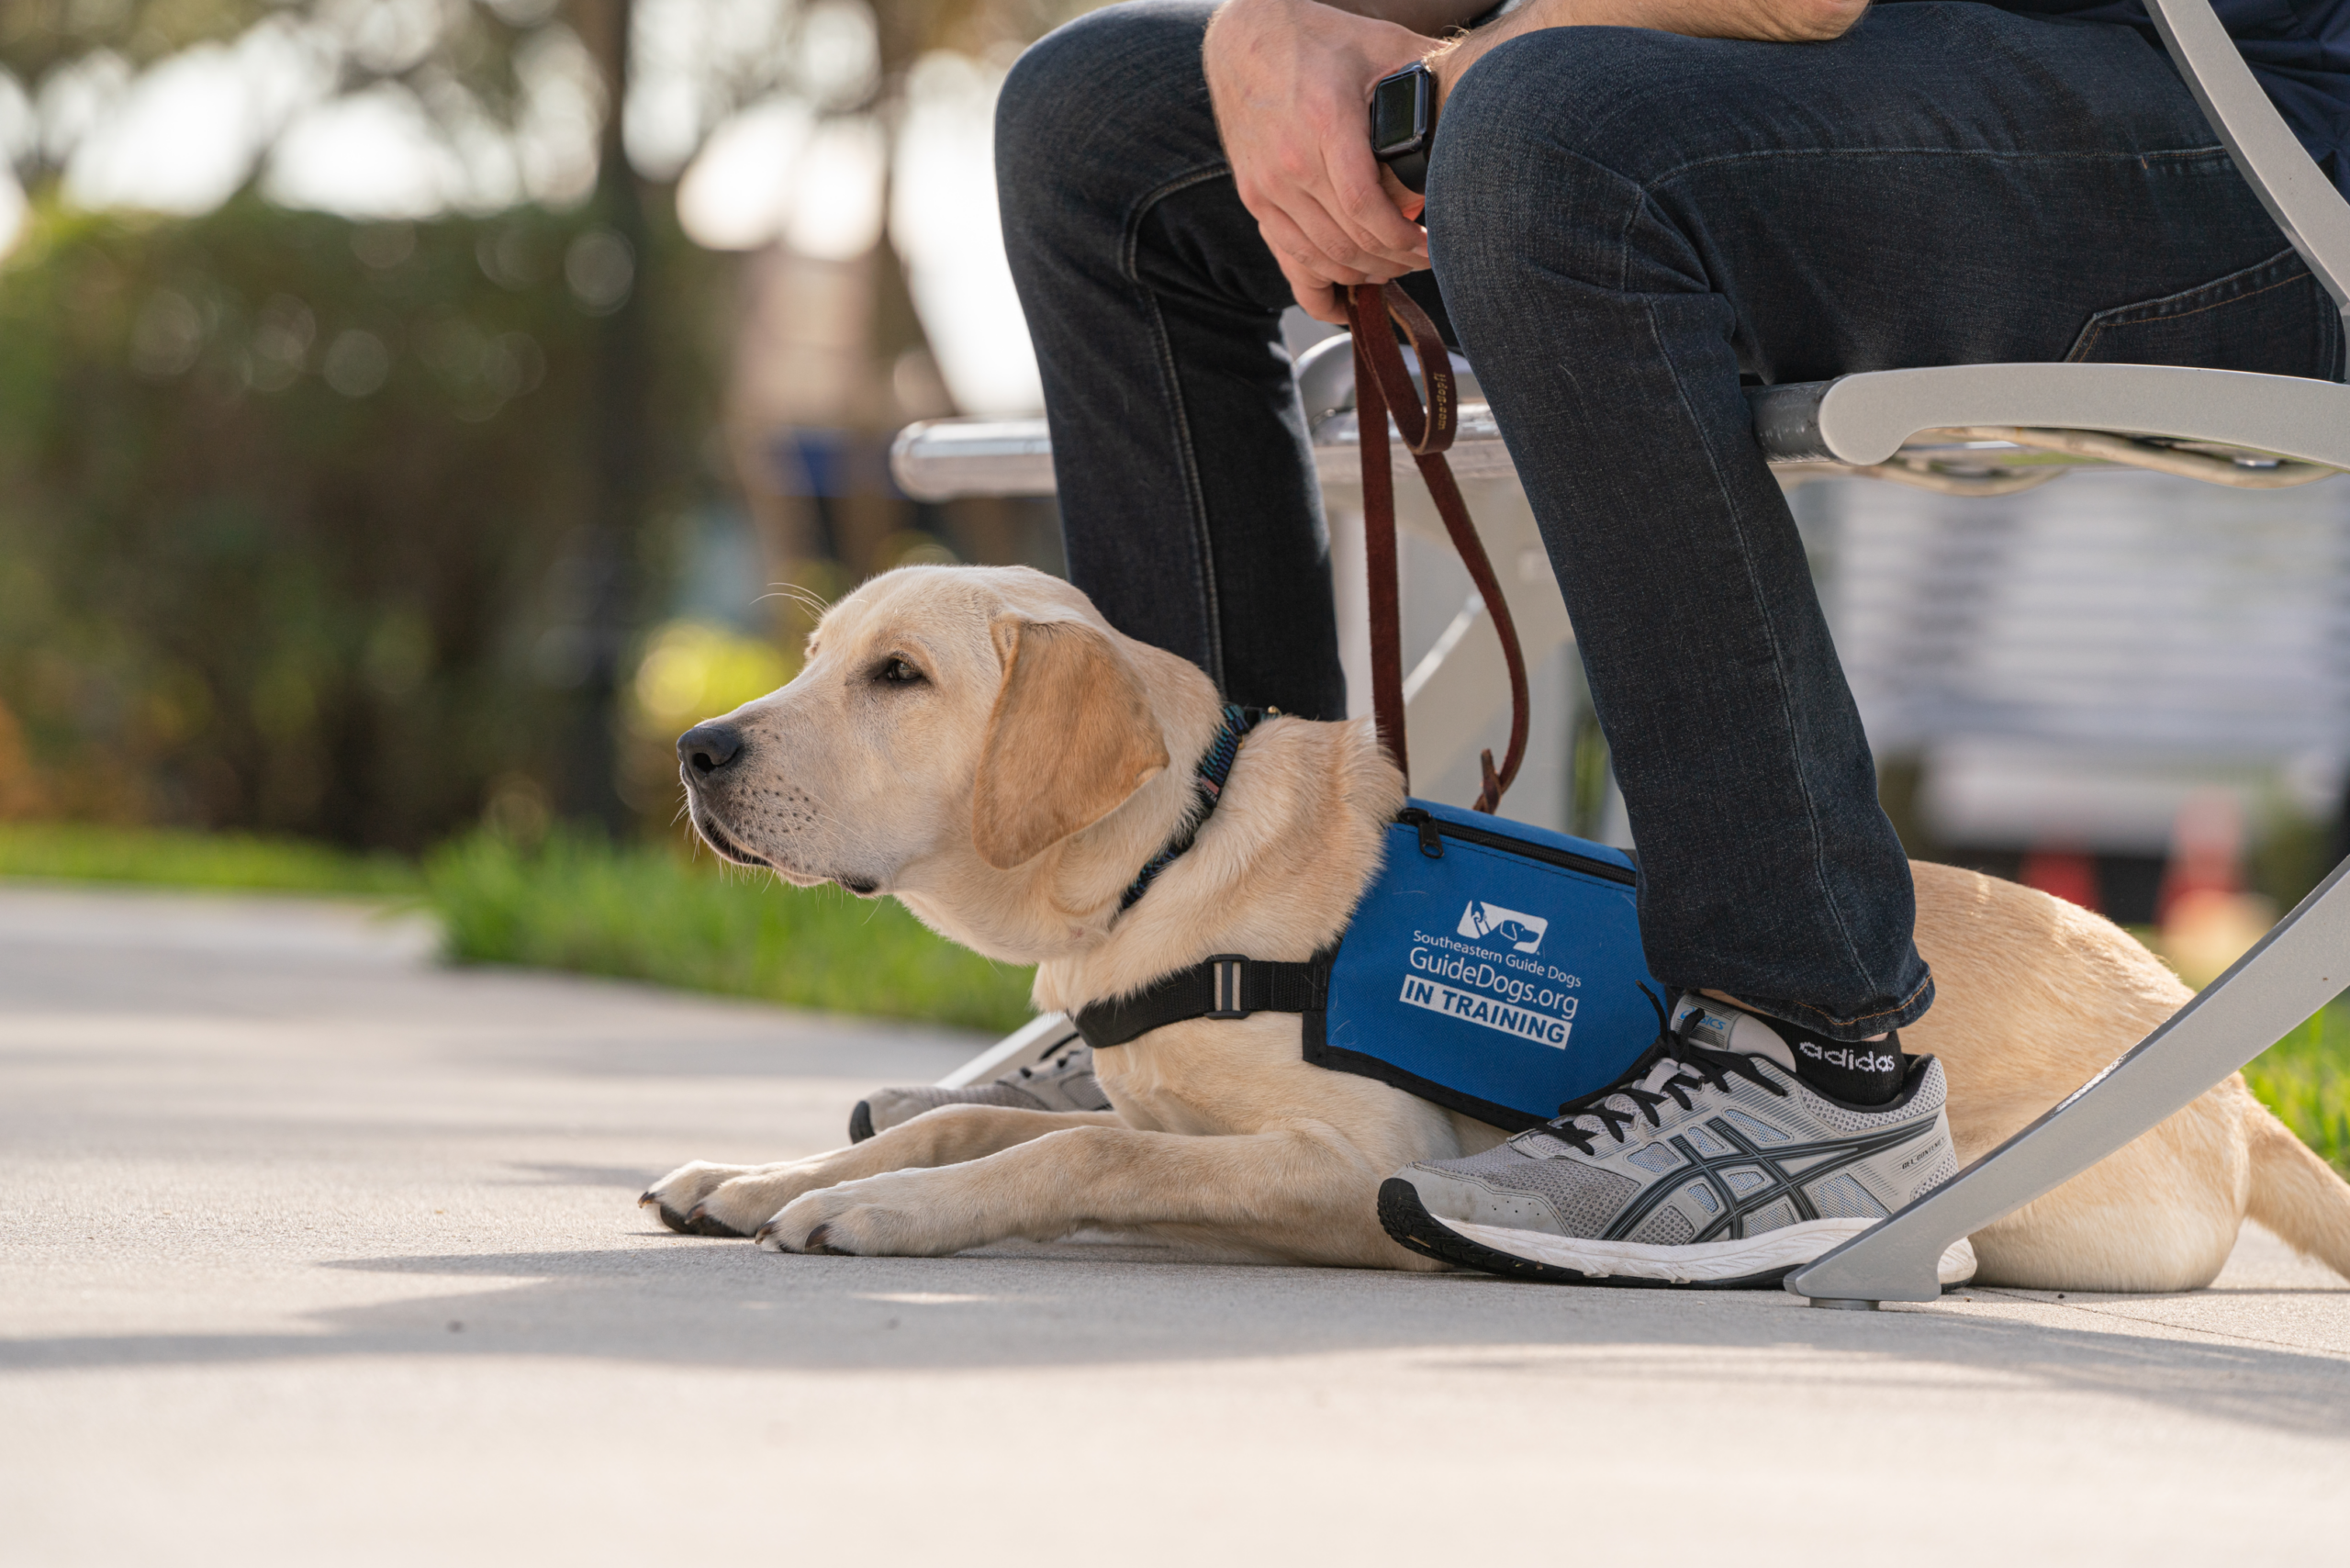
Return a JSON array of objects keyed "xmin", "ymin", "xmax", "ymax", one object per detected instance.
[{"xmin": 996, "ymin": 0, "xmax": 2345, "ymax": 1041}]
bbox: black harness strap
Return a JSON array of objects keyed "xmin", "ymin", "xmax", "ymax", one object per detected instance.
[{"xmin": 1075, "ymin": 950, "xmax": 1334, "ymax": 1049}]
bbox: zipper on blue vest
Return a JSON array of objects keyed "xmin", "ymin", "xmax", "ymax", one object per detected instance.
[{"xmin": 1394, "ymin": 807, "xmax": 1636, "ymax": 886}]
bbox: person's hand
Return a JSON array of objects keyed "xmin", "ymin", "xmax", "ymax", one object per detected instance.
[{"xmin": 1203, "ymin": 0, "xmax": 1436, "ymax": 322}]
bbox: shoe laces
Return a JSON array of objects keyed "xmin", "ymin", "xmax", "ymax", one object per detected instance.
[{"xmin": 1529, "ymin": 1007, "xmax": 1787, "ymax": 1157}]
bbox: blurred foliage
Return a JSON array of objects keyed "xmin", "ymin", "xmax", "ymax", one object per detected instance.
[
  {"xmin": 631, "ymin": 620, "xmax": 794, "ymax": 727},
  {"xmin": 2245, "ymin": 1004, "xmax": 2350, "ymax": 1176},
  {"xmin": 0, "ymin": 0, "xmax": 1094, "ymax": 182},
  {"xmin": 2251, "ymin": 801, "xmax": 2336, "ymax": 914},
  {"xmin": 0, "ymin": 195, "xmax": 730, "ymax": 849},
  {"xmin": 425, "ymin": 825, "xmax": 1037, "ymax": 1031},
  {"xmin": 5, "ymin": 0, "xmax": 322, "ymax": 78},
  {"xmin": 619, "ymin": 617, "xmax": 795, "ymax": 814},
  {"xmin": 0, "ymin": 818, "xmax": 416, "ymax": 892},
  {"xmin": 4, "ymin": 0, "xmax": 556, "ymax": 151}
]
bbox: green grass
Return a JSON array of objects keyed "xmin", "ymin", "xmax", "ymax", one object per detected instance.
[
  {"xmin": 421, "ymin": 830, "xmax": 1036, "ymax": 1035},
  {"xmin": 2244, "ymin": 1005, "xmax": 2350, "ymax": 1175},
  {"xmin": 0, "ymin": 821, "xmax": 419, "ymax": 895}
]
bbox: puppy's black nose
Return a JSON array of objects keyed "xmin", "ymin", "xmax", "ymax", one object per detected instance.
[{"xmin": 677, "ymin": 722, "xmax": 744, "ymax": 777}]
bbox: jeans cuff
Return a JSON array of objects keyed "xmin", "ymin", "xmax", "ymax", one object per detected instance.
[{"xmin": 1731, "ymin": 971, "xmax": 1935, "ymax": 1044}]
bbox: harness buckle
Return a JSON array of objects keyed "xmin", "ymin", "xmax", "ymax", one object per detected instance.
[{"xmin": 1204, "ymin": 955, "xmax": 1251, "ymax": 1019}]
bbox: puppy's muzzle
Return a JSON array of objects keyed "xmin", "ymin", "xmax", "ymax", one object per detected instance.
[{"xmin": 677, "ymin": 721, "xmax": 765, "ymax": 868}]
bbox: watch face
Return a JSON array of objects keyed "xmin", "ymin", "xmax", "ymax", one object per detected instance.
[{"xmin": 1371, "ymin": 70, "xmax": 1427, "ymax": 158}]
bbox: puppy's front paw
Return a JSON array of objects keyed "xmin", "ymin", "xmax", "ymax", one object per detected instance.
[
  {"xmin": 691, "ymin": 1168, "xmax": 832, "ymax": 1237},
  {"xmin": 639, "ymin": 1160, "xmax": 763, "ymax": 1237},
  {"xmin": 755, "ymin": 1172, "xmax": 969, "ymax": 1257}
]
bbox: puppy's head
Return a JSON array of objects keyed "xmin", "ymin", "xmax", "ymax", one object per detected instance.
[{"xmin": 677, "ymin": 566, "xmax": 1186, "ymax": 923}]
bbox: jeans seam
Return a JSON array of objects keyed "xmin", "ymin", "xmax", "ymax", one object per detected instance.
[
  {"xmin": 1124, "ymin": 162, "xmax": 1238, "ymax": 691},
  {"xmin": 1620, "ymin": 183, "xmax": 1882, "ymax": 1007},
  {"xmin": 2066, "ymin": 248, "xmax": 2312, "ymax": 361},
  {"xmin": 1639, "ymin": 141, "xmax": 2230, "ymax": 195}
]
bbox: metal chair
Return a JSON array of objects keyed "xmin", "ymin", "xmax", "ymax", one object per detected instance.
[
  {"xmin": 890, "ymin": 0, "xmax": 2350, "ymax": 1305},
  {"xmin": 1775, "ymin": 0, "xmax": 2350, "ymax": 1305}
]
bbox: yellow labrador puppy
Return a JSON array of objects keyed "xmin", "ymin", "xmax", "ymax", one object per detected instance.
[{"xmin": 643, "ymin": 564, "xmax": 2350, "ymax": 1292}]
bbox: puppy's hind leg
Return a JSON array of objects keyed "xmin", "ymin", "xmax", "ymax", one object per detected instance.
[{"xmin": 645, "ymin": 1106, "xmax": 1125, "ymax": 1238}]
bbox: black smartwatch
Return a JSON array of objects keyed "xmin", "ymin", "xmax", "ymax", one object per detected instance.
[{"xmin": 1369, "ymin": 62, "xmax": 1437, "ymax": 195}]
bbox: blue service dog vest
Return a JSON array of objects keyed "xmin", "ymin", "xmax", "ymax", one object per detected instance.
[
  {"xmin": 1073, "ymin": 799, "xmax": 1664, "ymax": 1132},
  {"xmin": 1306, "ymin": 801, "xmax": 1662, "ymax": 1129}
]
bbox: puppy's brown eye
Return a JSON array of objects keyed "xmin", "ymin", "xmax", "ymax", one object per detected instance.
[{"xmin": 876, "ymin": 655, "xmax": 924, "ymax": 686}]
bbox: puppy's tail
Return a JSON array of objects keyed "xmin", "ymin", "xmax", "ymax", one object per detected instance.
[{"xmin": 2245, "ymin": 1102, "xmax": 2350, "ymax": 1282}]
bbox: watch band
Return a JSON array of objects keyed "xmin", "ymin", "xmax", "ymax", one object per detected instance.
[{"xmin": 1383, "ymin": 145, "xmax": 1432, "ymax": 196}]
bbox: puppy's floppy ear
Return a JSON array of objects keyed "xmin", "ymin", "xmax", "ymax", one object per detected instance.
[{"xmin": 972, "ymin": 616, "xmax": 1169, "ymax": 870}]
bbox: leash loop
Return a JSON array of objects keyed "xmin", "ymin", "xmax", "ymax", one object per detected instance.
[
  {"xmin": 1344, "ymin": 286, "xmax": 1411, "ymax": 785},
  {"xmin": 1347, "ymin": 280, "xmax": 1529, "ymax": 813}
]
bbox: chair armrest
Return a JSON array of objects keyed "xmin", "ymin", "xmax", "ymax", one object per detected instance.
[{"xmin": 1749, "ymin": 364, "xmax": 2350, "ymax": 469}]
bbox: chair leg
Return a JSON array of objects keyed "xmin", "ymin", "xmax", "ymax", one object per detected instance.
[
  {"xmin": 934, "ymin": 1012, "xmax": 1081, "ymax": 1089},
  {"xmin": 1785, "ymin": 853, "xmax": 2350, "ymax": 1305}
]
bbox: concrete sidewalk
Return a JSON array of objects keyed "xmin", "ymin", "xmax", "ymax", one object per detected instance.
[{"xmin": 2, "ymin": 883, "xmax": 2344, "ymax": 1566}]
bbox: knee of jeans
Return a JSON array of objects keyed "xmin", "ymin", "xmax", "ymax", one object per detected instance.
[
  {"xmin": 1427, "ymin": 30, "xmax": 1743, "ymax": 319},
  {"xmin": 1429, "ymin": 28, "xmax": 1751, "ymax": 213},
  {"xmin": 997, "ymin": 0, "xmax": 1215, "ymax": 223}
]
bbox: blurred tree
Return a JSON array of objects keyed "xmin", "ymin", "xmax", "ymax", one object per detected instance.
[
  {"xmin": 1, "ymin": 1, "xmax": 550, "ymax": 191},
  {"xmin": 0, "ymin": 0, "xmax": 1089, "ymax": 843},
  {"xmin": 0, "ymin": 198, "xmax": 727, "ymax": 849}
]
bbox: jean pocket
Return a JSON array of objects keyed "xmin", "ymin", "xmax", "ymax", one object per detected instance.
[{"xmin": 2065, "ymin": 246, "xmax": 2344, "ymax": 381}]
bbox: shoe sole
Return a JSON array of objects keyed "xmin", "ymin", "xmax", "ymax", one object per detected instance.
[{"xmin": 1380, "ymin": 1177, "xmax": 1977, "ymax": 1291}]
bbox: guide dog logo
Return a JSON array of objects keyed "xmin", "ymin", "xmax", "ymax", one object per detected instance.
[{"xmin": 1456, "ymin": 901, "xmax": 1549, "ymax": 955}]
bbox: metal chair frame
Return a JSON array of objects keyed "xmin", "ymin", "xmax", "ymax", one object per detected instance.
[{"xmin": 888, "ymin": 0, "xmax": 2350, "ymax": 1305}]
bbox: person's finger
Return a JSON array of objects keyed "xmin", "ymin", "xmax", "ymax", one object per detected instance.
[
  {"xmin": 1249, "ymin": 204, "xmax": 1318, "ymax": 263},
  {"xmin": 1274, "ymin": 186, "xmax": 1388, "ymax": 276},
  {"xmin": 1255, "ymin": 208, "xmax": 1376, "ymax": 286},
  {"xmin": 1375, "ymin": 163, "xmax": 1427, "ymax": 224},
  {"xmin": 1326, "ymin": 141, "xmax": 1427, "ymax": 264},
  {"xmin": 1248, "ymin": 146, "xmax": 1400, "ymax": 274},
  {"xmin": 1290, "ymin": 244, "xmax": 1378, "ymax": 289},
  {"xmin": 1303, "ymin": 195, "xmax": 1422, "ymax": 275},
  {"xmin": 1276, "ymin": 251, "xmax": 1348, "ymax": 323},
  {"xmin": 1227, "ymin": 115, "xmax": 1417, "ymax": 273}
]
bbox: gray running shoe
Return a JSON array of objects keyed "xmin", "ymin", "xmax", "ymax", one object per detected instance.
[
  {"xmin": 1379, "ymin": 999, "xmax": 1975, "ymax": 1289},
  {"xmin": 849, "ymin": 1042, "xmax": 1112, "ymax": 1142}
]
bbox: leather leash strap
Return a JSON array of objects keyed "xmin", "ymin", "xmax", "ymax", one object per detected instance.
[{"xmin": 1344, "ymin": 281, "xmax": 1529, "ymax": 813}]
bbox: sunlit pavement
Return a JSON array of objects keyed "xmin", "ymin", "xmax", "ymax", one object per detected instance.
[{"xmin": 1, "ymin": 884, "xmax": 2344, "ymax": 1566}]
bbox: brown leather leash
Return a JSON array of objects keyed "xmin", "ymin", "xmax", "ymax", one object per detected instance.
[{"xmin": 1344, "ymin": 280, "xmax": 1529, "ymax": 814}]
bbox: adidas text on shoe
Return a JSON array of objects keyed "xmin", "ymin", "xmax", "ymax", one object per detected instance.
[{"xmin": 1379, "ymin": 1006, "xmax": 1975, "ymax": 1289}]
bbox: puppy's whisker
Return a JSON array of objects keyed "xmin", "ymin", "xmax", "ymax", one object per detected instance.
[{"xmin": 756, "ymin": 582, "xmax": 833, "ymax": 619}]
